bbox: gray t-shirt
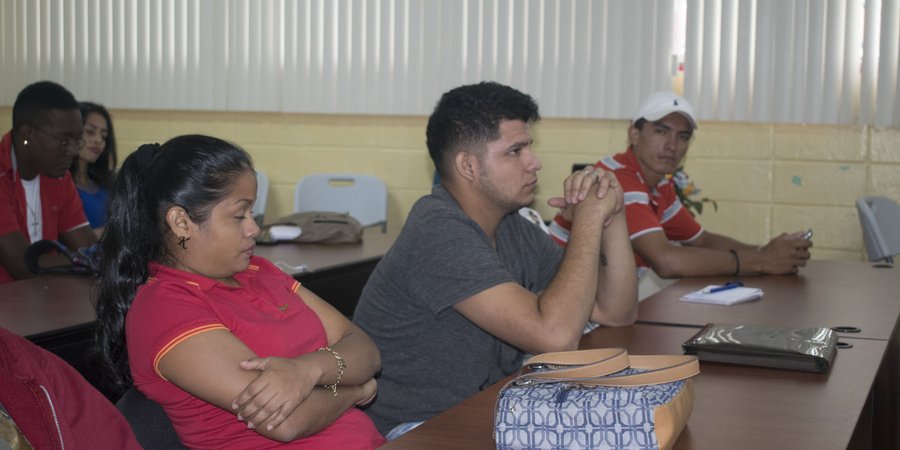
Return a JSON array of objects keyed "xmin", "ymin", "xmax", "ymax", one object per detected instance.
[{"xmin": 353, "ymin": 185, "xmax": 564, "ymax": 435}]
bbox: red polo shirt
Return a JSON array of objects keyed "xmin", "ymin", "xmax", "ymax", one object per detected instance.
[
  {"xmin": 126, "ymin": 256, "xmax": 384, "ymax": 449},
  {"xmin": 549, "ymin": 147, "xmax": 704, "ymax": 268},
  {"xmin": 0, "ymin": 131, "xmax": 89, "ymax": 283}
]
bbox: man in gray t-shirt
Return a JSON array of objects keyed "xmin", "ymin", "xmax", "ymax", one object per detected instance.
[{"xmin": 353, "ymin": 82, "xmax": 638, "ymax": 438}]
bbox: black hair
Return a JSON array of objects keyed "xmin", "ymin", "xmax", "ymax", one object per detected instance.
[
  {"xmin": 12, "ymin": 81, "xmax": 80, "ymax": 131},
  {"xmin": 426, "ymin": 81, "xmax": 540, "ymax": 178},
  {"xmin": 93, "ymin": 134, "xmax": 253, "ymax": 395},
  {"xmin": 69, "ymin": 102, "xmax": 118, "ymax": 189}
]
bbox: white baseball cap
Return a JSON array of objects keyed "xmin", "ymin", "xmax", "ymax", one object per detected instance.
[{"xmin": 632, "ymin": 91, "xmax": 698, "ymax": 130}]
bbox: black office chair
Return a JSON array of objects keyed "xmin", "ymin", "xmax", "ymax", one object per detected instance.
[{"xmin": 116, "ymin": 387, "xmax": 188, "ymax": 450}]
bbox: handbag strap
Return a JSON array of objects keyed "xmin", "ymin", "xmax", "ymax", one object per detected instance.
[
  {"xmin": 518, "ymin": 348, "xmax": 630, "ymax": 381},
  {"xmin": 511, "ymin": 353, "xmax": 699, "ymax": 388},
  {"xmin": 577, "ymin": 355, "xmax": 700, "ymax": 387}
]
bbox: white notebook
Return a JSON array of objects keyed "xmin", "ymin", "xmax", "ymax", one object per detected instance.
[{"xmin": 679, "ymin": 285, "xmax": 764, "ymax": 306}]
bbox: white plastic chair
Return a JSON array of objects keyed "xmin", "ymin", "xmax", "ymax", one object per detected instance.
[
  {"xmin": 293, "ymin": 173, "xmax": 387, "ymax": 232},
  {"xmin": 856, "ymin": 196, "xmax": 900, "ymax": 264},
  {"xmin": 252, "ymin": 171, "xmax": 270, "ymax": 226}
]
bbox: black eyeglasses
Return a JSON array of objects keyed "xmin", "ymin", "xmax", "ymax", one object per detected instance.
[{"xmin": 32, "ymin": 127, "xmax": 85, "ymax": 150}]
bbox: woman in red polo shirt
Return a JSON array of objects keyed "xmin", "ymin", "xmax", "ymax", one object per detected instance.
[{"xmin": 93, "ymin": 135, "xmax": 385, "ymax": 449}]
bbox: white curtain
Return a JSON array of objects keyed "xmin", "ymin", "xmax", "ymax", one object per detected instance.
[
  {"xmin": 0, "ymin": 0, "xmax": 675, "ymax": 118},
  {"xmin": 684, "ymin": 0, "xmax": 900, "ymax": 127},
  {"xmin": 4, "ymin": 0, "xmax": 898, "ymax": 125}
]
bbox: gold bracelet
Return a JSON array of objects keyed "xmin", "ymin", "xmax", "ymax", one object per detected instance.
[{"xmin": 317, "ymin": 346, "xmax": 346, "ymax": 396}]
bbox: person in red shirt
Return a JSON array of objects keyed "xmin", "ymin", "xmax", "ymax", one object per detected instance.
[
  {"xmin": 550, "ymin": 91, "xmax": 812, "ymax": 278},
  {"xmin": 0, "ymin": 327, "xmax": 141, "ymax": 449},
  {"xmin": 0, "ymin": 81, "xmax": 97, "ymax": 283},
  {"xmin": 94, "ymin": 135, "xmax": 385, "ymax": 449}
]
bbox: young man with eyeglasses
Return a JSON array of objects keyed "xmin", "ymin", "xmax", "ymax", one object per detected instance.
[{"xmin": 0, "ymin": 81, "xmax": 97, "ymax": 283}]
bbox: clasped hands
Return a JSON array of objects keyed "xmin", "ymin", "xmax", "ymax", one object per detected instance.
[
  {"xmin": 548, "ymin": 166, "xmax": 623, "ymax": 227},
  {"xmin": 229, "ymin": 353, "xmax": 376, "ymax": 432}
]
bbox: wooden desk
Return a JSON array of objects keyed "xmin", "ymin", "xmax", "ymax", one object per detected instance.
[
  {"xmin": 0, "ymin": 228, "xmax": 396, "ymax": 340},
  {"xmin": 255, "ymin": 228, "xmax": 396, "ymax": 316},
  {"xmin": 385, "ymin": 324, "xmax": 887, "ymax": 450},
  {"xmin": 637, "ymin": 260, "xmax": 900, "ymax": 340},
  {"xmin": 0, "ymin": 275, "xmax": 94, "ymax": 339},
  {"xmin": 581, "ymin": 326, "xmax": 883, "ymax": 450},
  {"xmin": 254, "ymin": 228, "xmax": 395, "ymax": 275},
  {"xmin": 0, "ymin": 274, "xmax": 105, "ymax": 392},
  {"xmin": 385, "ymin": 260, "xmax": 900, "ymax": 450},
  {"xmin": 0, "ymin": 229, "xmax": 395, "ymax": 393},
  {"xmin": 635, "ymin": 260, "xmax": 900, "ymax": 446}
]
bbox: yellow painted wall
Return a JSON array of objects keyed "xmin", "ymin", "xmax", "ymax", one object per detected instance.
[{"xmin": 3, "ymin": 107, "xmax": 898, "ymax": 261}]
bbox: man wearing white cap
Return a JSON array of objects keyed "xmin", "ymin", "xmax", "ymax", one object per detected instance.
[{"xmin": 549, "ymin": 91, "xmax": 812, "ymax": 279}]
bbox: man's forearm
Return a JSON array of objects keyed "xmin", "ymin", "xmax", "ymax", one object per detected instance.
[
  {"xmin": 693, "ymin": 231, "xmax": 756, "ymax": 252},
  {"xmin": 642, "ymin": 243, "xmax": 742, "ymax": 278},
  {"xmin": 592, "ymin": 215, "xmax": 637, "ymax": 326},
  {"xmin": 61, "ymin": 225, "xmax": 99, "ymax": 250},
  {"xmin": 537, "ymin": 209, "xmax": 606, "ymax": 349},
  {"xmin": 0, "ymin": 232, "xmax": 34, "ymax": 280}
]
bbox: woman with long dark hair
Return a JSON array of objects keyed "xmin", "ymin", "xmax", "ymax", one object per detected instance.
[
  {"xmin": 69, "ymin": 102, "xmax": 117, "ymax": 234},
  {"xmin": 94, "ymin": 135, "xmax": 384, "ymax": 449}
]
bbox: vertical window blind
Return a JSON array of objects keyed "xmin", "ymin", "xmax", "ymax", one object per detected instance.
[
  {"xmin": 683, "ymin": 0, "xmax": 899, "ymax": 127},
  {"xmin": 1, "ymin": 0, "xmax": 897, "ymax": 126},
  {"xmin": 0, "ymin": 0, "xmax": 673, "ymax": 118}
]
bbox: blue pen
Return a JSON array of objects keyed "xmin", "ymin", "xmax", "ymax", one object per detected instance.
[{"xmin": 707, "ymin": 281, "xmax": 743, "ymax": 294}]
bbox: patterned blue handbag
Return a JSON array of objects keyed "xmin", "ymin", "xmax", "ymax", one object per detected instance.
[{"xmin": 494, "ymin": 348, "xmax": 699, "ymax": 450}]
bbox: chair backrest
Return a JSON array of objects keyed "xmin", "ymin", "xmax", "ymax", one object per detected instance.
[
  {"xmin": 294, "ymin": 173, "xmax": 387, "ymax": 231},
  {"xmin": 116, "ymin": 387, "xmax": 187, "ymax": 450},
  {"xmin": 252, "ymin": 171, "xmax": 270, "ymax": 225},
  {"xmin": 855, "ymin": 196, "xmax": 900, "ymax": 263}
]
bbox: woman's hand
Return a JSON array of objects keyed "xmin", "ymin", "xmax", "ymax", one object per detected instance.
[
  {"xmin": 232, "ymin": 355, "xmax": 323, "ymax": 431},
  {"xmin": 355, "ymin": 378, "xmax": 378, "ymax": 406}
]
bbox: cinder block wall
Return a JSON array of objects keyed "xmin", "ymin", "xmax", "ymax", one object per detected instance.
[{"xmin": 3, "ymin": 107, "xmax": 897, "ymax": 260}]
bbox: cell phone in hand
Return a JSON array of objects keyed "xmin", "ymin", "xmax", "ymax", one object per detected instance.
[{"xmin": 802, "ymin": 229, "xmax": 814, "ymax": 240}]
